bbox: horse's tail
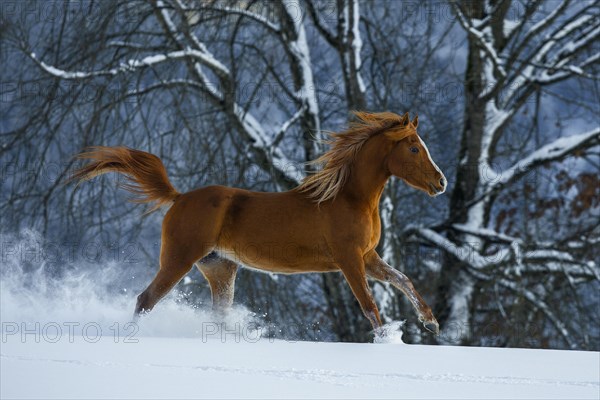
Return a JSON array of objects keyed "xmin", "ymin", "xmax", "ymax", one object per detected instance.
[{"xmin": 71, "ymin": 146, "xmax": 180, "ymax": 211}]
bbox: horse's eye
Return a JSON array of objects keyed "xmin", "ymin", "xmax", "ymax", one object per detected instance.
[{"xmin": 410, "ymin": 147, "xmax": 419, "ymax": 153}]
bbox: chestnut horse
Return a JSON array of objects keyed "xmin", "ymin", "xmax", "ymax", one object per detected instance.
[{"xmin": 72, "ymin": 111, "xmax": 446, "ymax": 337}]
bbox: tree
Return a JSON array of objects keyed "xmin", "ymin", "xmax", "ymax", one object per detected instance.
[{"xmin": 405, "ymin": 0, "xmax": 600, "ymax": 348}]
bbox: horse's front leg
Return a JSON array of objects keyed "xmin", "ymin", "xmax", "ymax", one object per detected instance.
[
  {"xmin": 334, "ymin": 250, "xmax": 383, "ymax": 334},
  {"xmin": 364, "ymin": 251, "xmax": 439, "ymax": 335}
]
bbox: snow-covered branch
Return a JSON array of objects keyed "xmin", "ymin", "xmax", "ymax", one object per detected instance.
[
  {"xmin": 453, "ymin": 3, "xmax": 506, "ymax": 80},
  {"xmin": 456, "ymin": 0, "xmax": 598, "ymax": 107},
  {"xmin": 403, "ymin": 226, "xmax": 510, "ymax": 270},
  {"xmin": 505, "ymin": 0, "xmax": 569, "ymax": 66},
  {"xmin": 492, "ymin": 127, "xmax": 600, "ymax": 192},
  {"xmin": 505, "ymin": 6, "xmax": 599, "ymax": 102},
  {"xmin": 505, "ymin": 261, "xmax": 600, "ymax": 280},
  {"xmin": 452, "ymin": 224, "xmax": 521, "ymax": 244},
  {"xmin": 502, "ymin": 0, "xmax": 546, "ymax": 44},
  {"xmin": 30, "ymin": 49, "xmax": 226, "ymax": 80},
  {"xmin": 404, "ymin": 224, "xmax": 599, "ymax": 281},
  {"xmin": 152, "ymin": 0, "xmax": 306, "ymax": 187},
  {"xmin": 187, "ymin": 3, "xmax": 281, "ymax": 33},
  {"xmin": 458, "ymin": 127, "xmax": 600, "ymax": 213},
  {"xmin": 304, "ymin": 0, "xmax": 338, "ymax": 47},
  {"xmin": 30, "ymin": 0, "xmax": 308, "ymax": 188}
]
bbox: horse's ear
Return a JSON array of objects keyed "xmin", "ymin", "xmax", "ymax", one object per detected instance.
[
  {"xmin": 412, "ymin": 115, "xmax": 419, "ymax": 128},
  {"xmin": 400, "ymin": 112, "xmax": 409, "ymax": 125}
]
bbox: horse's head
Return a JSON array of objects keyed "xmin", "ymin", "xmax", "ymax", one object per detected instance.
[{"xmin": 385, "ymin": 114, "xmax": 446, "ymax": 197}]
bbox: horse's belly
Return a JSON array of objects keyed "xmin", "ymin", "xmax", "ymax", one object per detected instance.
[
  {"xmin": 216, "ymin": 244, "xmax": 337, "ymax": 274},
  {"xmin": 243, "ymin": 262, "xmax": 339, "ymax": 274}
]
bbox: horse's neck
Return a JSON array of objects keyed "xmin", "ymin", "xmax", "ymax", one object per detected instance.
[{"xmin": 340, "ymin": 138, "xmax": 390, "ymax": 209}]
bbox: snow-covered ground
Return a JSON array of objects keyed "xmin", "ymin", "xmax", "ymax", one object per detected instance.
[
  {"xmin": 1, "ymin": 251, "xmax": 598, "ymax": 399},
  {"xmin": 2, "ymin": 334, "xmax": 599, "ymax": 399}
]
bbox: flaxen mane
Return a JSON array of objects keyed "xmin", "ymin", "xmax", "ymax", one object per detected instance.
[{"xmin": 297, "ymin": 111, "xmax": 412, "ymax": 203}]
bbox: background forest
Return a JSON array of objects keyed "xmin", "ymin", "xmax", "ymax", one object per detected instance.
[{"xmin": 1, "ymin": 0, "xmax": 599, "ymax": 349}]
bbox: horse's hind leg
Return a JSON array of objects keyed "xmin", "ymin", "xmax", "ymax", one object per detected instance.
[
  {"xmin": 197, "ymin": 254, "xmax": 238, "ymax": 313},
  {"xmin": 134, "ymin": 242, "xmax": 213, "ymax": 317},
  {"xmin": 134, "ymin": 265, "xmax": 190, "ymax": 317},
  {"xmin": 133, "ymin": 187, "xmax": 229, "ymax": 318}
]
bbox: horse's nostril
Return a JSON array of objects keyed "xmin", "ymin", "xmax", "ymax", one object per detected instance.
[{"xmin": 440, "ymin": 178, "xmax": 446, "ymax": 187}]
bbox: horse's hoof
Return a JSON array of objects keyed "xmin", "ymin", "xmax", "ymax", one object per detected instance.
[{"xmin": 423, "ymin": 321, "xmax": 439, "ymax": 335}]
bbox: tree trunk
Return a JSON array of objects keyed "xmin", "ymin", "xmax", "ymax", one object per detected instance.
[
  {"xmin": 337, "ymin": 0, "xmax": 367, "ymax": 111},
  {"xmin": 435, "ymin": 0, "xmax": 486, "ymax": 344}
]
